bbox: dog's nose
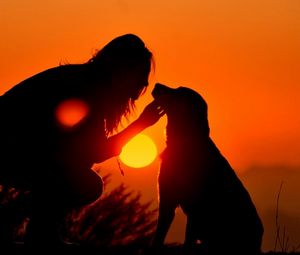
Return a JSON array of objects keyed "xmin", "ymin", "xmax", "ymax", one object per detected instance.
[{"xmin": 152, "ymin": 83, "xmax": 172, "ymax": 98}]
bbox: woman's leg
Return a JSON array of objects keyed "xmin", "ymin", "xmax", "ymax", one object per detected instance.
[{"xmin": 24, "ymin": 167, "xmax": 103, "ymax": 246}]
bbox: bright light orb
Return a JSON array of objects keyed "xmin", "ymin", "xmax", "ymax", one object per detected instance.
[
  {"xmin": 55, "ymin": 98, "xmax": 89, "ymax": 128},
  {"xmin": 119, "ymin": 134, "xmax": 158, "ymax": 168}
]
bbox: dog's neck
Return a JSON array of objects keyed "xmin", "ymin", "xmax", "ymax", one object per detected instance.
[{"xmin": 165, "ymin": 120, "xmax": 210, "ymax": 147}]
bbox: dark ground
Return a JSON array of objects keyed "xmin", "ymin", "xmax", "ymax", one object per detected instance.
[{"xmin": 4, "ymin": 243, "xmax": 300, "ymax": 255}]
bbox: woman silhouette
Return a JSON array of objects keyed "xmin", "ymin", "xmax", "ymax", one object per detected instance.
[{"xmin": 0, "ymin": 34, "xmax": 164, "ymax": 246}]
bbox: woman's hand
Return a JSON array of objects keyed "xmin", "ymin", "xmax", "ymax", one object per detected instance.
[
  {"xmin": 103, "ymin": 100, "xmax": 165, "ymax": 161},
  {"xmin": 137, "ymin": 99, "xmax": 165, "ymax": 128}
]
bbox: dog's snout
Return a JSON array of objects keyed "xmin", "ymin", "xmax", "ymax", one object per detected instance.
[
  {"xmin": 152, "ymin": 83, "xmax": 164, "ymax": 98},
  {"xmin": 152, "ymin": 83, "xmax": 173, "ymax": 99}
]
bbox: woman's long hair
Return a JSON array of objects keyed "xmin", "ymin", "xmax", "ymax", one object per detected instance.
[{"xmin": 87, "ymin": 34, "xmax": 154, "ymax": 135}]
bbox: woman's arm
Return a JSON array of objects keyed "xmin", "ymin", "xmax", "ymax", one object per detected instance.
[{"xmin": 99, "ymin": 100, "xmax": 165, "ymax": 162}]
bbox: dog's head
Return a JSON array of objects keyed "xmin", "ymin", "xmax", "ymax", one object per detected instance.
[{"xmin": 152, "ymin": 83, "xmax": 209, "ymax": 136}]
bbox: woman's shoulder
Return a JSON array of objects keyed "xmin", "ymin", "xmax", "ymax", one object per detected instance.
[
  {"xmin": 37, "ymin": 64, "xmax": 86, "ymax": 83},
  {"xmin": 3, "ymin": 64, "xmax": 87, "ymax": 97}
]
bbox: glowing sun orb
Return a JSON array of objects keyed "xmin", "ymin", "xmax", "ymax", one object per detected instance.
[{"xmin": 119, "ymin": 134, "xmax": 158, "ymax": 168}]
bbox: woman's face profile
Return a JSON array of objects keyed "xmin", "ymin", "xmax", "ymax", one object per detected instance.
[
  {"xmin": 114, "ymin": 64, "xmax": 150, "ymax": 101},
  {"xmin": 130, "ymin": 70, "xmax": 149, "ymax": 100}
]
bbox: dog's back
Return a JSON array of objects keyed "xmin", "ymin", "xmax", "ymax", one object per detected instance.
[{"xmin": 152, "ymin": 83, "xmax": 263, "ymax": 254}]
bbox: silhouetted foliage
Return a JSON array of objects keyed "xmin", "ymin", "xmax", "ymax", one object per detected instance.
[
  {"xmin": 274, "ymin": 182, "xmax": 300, "ymax": 253},
  {"xmin": 1, "ymin": 179, "xmax": 300, "ymax": 255},
  {"xmin": 0, "ymin": 185, "xmax": 29, "ymax": 244},
  {"xmin": 62, "ymin": 173, "xmax": 158, "ymax": 249},
  {"xmin": 0, "ymin": 172, "xmax": 158, "ymax": 253}
]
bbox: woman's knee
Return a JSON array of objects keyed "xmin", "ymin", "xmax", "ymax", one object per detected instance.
[
  {"xmin": 79, "ymin": 170, "xmax": 103, "ymax": 205},
  {"xmin": 85, "ymin": 170, "xmax": 103, "ymax": 204},
  {"xmin": 63, "ymin": 169, "xmax": 104, "ymax": 207}
]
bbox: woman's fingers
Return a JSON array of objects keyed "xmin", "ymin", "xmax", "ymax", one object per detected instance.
[
  {"xmin": 140, "ymin": 100, "xmax": 165, "ymax": 127},
  {"xmin": 157, "ymin": 106, "xmax": 165, "ymax": 116},
  {"xmin": 151, "ymin": 100, "xmax": 165, "ymax": 118}
]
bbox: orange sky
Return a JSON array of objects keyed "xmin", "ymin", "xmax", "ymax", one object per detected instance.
[{"xmin": 1, "ymin": 0, "xmax": 300, "ymax": 251}]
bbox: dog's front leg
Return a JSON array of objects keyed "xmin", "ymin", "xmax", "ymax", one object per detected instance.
[
  {"xmin": 184, "ymin": 215, "xmax": 198, "ymax": 248},
  {"xmin": 152, "ymin": 199, "xmax": 177, "ymax": 248}
]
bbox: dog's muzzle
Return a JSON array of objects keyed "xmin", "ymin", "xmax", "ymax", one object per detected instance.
[{"xmin": 152, "ymin": 83, "xmax": 175, "ymax": 99}]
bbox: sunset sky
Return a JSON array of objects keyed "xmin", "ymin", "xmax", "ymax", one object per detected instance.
[{"xmin": 1, "ymin": 0, "xmax": 300, "ymax": 252}]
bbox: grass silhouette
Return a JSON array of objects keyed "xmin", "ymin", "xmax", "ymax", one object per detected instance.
[
  {"xmin": 274, "ymin": 182, "xmax": 300, "ymax": 253},
  {"xmin": 0, "ymin": 174, "xmax": 300, "ymax": 254},
  {"xmin": 62, "ymin": 173, "xmax": 157, "ymax": 248}
]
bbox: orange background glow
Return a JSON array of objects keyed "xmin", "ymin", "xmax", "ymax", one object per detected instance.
[{"xmin": 1, "ymin": 1, "xmax": 300, "ymax": 251}]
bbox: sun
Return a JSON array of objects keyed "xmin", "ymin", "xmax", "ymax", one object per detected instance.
[{"xmin": 119, "ymin": 134, "xmax": 158, "ymax": 168}]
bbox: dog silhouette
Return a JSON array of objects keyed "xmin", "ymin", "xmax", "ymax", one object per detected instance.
[{"xmin": 152, "ymin": 83, "xmax": 263, "ymax": 254}]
